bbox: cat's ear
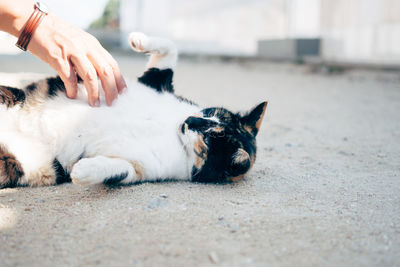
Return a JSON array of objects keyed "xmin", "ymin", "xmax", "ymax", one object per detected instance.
[{"xmin": 240, "ymin": 101, "xmax": 268, "ymax": 136}]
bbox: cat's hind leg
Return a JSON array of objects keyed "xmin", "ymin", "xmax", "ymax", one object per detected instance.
[
  {"xmin": 70, "ymin": 156, "xmax": 144, "ymax": 186},
  {"xmin": 0, "ymin": 144, "xmax": 24, "ymax": 188},
  {"xmin": 0, "ymin": 133, "xmax": 58, "ymax": 187}
]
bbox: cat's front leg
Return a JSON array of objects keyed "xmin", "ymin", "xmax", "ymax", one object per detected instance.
[{"xmin": 70, "ymin": 156, "xmax": 144, "ymax": 186}]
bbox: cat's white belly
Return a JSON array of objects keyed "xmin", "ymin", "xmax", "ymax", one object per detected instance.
[{"xmin": 36, "ymin": 82, "xmax": 200, "ymax": 180}]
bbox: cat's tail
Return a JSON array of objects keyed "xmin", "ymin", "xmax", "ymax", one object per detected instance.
[{"xmin": 129, "ymin": 32, "xmax": 177, "ymax": 70}]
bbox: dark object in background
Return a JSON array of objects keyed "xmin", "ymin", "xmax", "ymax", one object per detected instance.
[{"xmin": 258, "ymin": 38, "xmax": 320, "ymax": 61}]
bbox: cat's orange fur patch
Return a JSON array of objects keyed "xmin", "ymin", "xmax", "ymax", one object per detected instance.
[
  {"xmin": 107, "ymin": 156, "xmax": 145, "ymax": 181},
  {"xmin": 0, "ymin": 145, "xmax": 24, "ymax": 187},
  {"xmin": 230, "ymin": 174, "xmax": 245, "ymax": 182},
  {"xmin": 250, "ymin": 153, "xmax": 255, "ymax": 167},
  {"xmin": 0, "ymin": 87, "xmax": 17, "ymax": 107},
  {"xmin": 130, "ymin": 160, "xmax": 144, "ymax": 180},
  {"xmin": 255, "ymin": 102, "xmax": 267, "ymax": 132},
  {"xmin": 26, "ymin": 166, "xmax": 56, "ymax": 187},
  {"xmin": 233, "ymin": 148, "xmax": 250, "ymax": 164},
  {"xmin": 193, "ymin": 135, "xmax": 208, "ymax": 169},
  {"xmin": 244, "ymin": 125, "xmax": 253, "ymax": 134}
]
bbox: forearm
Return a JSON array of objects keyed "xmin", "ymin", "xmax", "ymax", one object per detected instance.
[
  {"xmin": 0, "ymin": 0, "xmax": 126, "ymax": 106},
  {"xmin": 0, "ymin": 0, "xmax": 35, "ymax": 36}
]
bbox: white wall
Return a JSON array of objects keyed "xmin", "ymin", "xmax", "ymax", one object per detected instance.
[
  {"xmin": 120, "ymin": 0, "xmax": 170, "ymax": 38},
  {"xmin": 121, "ymin": 0, "xmax": 400, "ymax": 65},
  {"xmin": 287, "ymin": 0, "xmax": 321, "ymax": 38},
  {"xmin": 120, "ymin": 0, "xmax": 321, "ymax": 55},
  {"xmin": 320, "ymin": 0, "xmax": 400, "ymax": 66}
]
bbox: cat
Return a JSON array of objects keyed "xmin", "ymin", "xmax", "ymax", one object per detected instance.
[{"xmin": 0, "ymin": 32, "xmax": 267, "ymax": 188}]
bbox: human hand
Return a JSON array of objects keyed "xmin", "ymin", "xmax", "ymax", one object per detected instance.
[{"xmin": 28, "ymin": 13, "xmax": 126, "ymax": 106}]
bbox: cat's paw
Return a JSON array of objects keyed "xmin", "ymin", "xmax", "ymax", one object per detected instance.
[
  {"xmin": 129, "ymin": 32, "xmax": 152, "ymax": 53},
  {"xmin": 70, "ymin": 158, "xmax": 105, "ymax": 186},
  {"xmin": 71, "ymin": 156, "xmax": 137, "ymax": 186}
]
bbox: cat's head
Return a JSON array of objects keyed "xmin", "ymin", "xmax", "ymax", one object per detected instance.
[{"xmin": 179, "ymin": 101, "xmax": 267, "ymax": 183}]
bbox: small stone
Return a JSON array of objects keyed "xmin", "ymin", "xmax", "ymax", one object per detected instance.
[
  {"xmin": 208, "ymin": 252, "xmax": 219, "ymax": 264},
  {"xmin": 146, "ymin": 197, "xmax": 168, "ymax": 210},
  {"xmin": 24, "ymin": 207, "xmax": 31, "ymax": 211},
  {"xmin": 160, "ymin": 194, "xmax": 168, "ymax": 198},
  {"xmin": 230, "ymin": 223, "xmax": 240, "ymax": 233}
]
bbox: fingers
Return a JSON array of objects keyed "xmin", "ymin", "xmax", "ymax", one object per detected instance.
[
  {"xmin": 70, "ymin": 54, "xmax": 99, "ymax": 107},
  {"xmin": 88, "ymin": 53, "xmax": 118, "ymax": 106},
  {"xmin": 102, "ymin": 50, "xmax": 127, "ymax": 94},
  {"xmin": 69, "ymin": 51, "xmax": 125, "ymax": 107},
  {"xmin": 53, "ymin": 58, "xmax": 78, "ymax": 99}
]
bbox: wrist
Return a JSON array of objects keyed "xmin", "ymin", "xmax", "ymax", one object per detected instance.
[
  {"xmin": 0, "ymin": 0, "xmax": 35, "ymax": 37},
  {"xmin": 15, "ymin": 1, "xmax": 49, "ymax": 51}
]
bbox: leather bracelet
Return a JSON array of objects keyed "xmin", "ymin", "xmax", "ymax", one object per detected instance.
[{"xmin": 15, "ymin": 2, "xmax": 49, "ymax": 51}]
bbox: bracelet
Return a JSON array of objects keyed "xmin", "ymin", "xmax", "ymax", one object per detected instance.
[{"xmin": 15, "ymin": 1, "xmax": 49, "ymax": 51}]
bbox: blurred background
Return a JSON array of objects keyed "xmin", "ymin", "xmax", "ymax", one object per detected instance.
[{"xmin": 1, "ymin": 0, "xmax": 400, "ymax": 67}]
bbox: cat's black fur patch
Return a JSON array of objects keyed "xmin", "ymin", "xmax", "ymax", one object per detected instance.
[
  {"xmin": 103, "ymin": 172, "xmax": 129, "ymax": 185},
  {"xmin": 47, "ymin": 77, "xmax": 66, "ymax": 97},
  {"xmin": 25, "ymin": 82, "xmax": 38, "ymax": 93},
  {"xmin": 26, "ymin": 76, "xmax": 66, "ymax": 97},
  {"xmin": 0, "ymin": 145, "xmax": 24, "ymax": 188},
  {"xmin": 0, "ymin": 85, "xmax": 26, "ymax": 108},
  {"xmin": 23, "ymin": 75, "xmax": 80, "ymax": 99},
  {"xmin": 53, "ymin": 158, "xmax": 71, "ymax": 184},
  {"xmin": 138, "ymin": 68, "xmax": 174, "ymax": 93}
]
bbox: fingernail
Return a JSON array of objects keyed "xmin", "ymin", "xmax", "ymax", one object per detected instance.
[{"xmin": 94, "ymin": 100, "xmax": 100, "ymax": 107}]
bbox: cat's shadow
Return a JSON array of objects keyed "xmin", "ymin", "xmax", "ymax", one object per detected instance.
[
  {"xmin": 82, "ymin": 179, "xmax": 240, "ymax": 200},
  {"xmin": 0, "ymin": 179, "xmax": 241, "ymax": 207}
]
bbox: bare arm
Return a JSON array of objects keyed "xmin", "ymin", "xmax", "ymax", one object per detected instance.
[{"xmin": 0, "ymin": 0, "xmax": 126, "ymax": 106}]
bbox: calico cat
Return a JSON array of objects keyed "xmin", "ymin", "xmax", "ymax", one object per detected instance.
[{"xmin": 0, "ymin": 32, "xmax": 267, "ymax": 188}]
